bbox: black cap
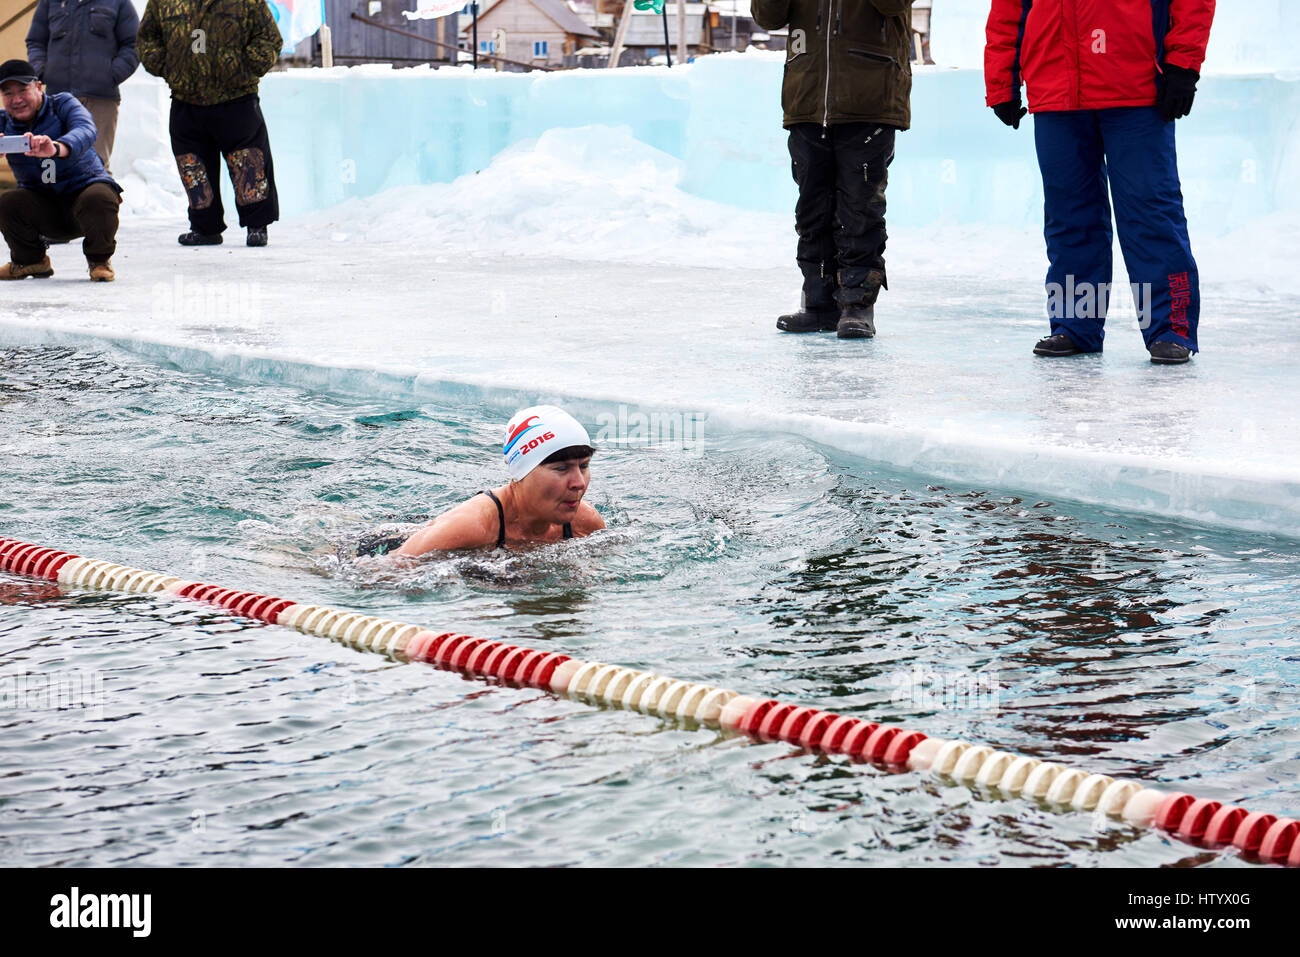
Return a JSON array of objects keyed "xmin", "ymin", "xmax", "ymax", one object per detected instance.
[{"xmin": 0, "ymin": 60, "xmax": 40, "ymax": 89}]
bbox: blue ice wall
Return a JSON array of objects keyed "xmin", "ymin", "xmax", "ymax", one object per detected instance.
[{"xmin": 259, "ymin": 58, "xmax": 1300, "ymax": 235}]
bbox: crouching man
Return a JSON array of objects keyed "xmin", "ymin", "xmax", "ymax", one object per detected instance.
[{"xmin": 0, "ymin": 59, "xmax": 122, "ymax": 282}]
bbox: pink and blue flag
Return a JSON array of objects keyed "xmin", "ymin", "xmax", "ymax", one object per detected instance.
[{"xmin": 267, "ymin": 0, "xmax": 327, "ymax": 55}]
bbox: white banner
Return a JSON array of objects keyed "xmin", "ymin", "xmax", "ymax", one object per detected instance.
[{"xmin": 403, "ymin": 0, "xmax": 468, "ymax": 19}]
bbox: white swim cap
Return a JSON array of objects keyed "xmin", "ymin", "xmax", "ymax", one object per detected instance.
[{"xmin": 503, "ymin": 405, "xmax": 592, "ymax": 481}]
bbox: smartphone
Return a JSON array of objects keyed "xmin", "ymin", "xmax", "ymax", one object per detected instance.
[{"xmin": 0, "ymin": 134, "xmax": 32, "ymax": 155}]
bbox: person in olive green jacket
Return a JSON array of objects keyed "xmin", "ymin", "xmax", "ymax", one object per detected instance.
[
  {"xmin": 137, "ymin": 0, "xmax": 282, "ymax": 247},
  {"xmin": 753, "ymin": 0, "xmax": 913, "ymax": 338}
]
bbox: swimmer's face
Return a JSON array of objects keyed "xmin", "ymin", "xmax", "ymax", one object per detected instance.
[{"xmin": 519, "ymin": 455, "xmax": 591, "ymax": 524}]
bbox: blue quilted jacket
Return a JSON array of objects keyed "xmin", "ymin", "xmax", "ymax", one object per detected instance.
[{"xmin": 0, "ymin": 92, "xmax": 120, "ymax": 195}]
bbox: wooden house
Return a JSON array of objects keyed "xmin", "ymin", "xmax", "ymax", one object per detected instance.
[
  {"xmin": 621, "ymin": 2, "xmax": 708, "ymax": 62},
  {"xmin": 310, "ymin": 0, "xmax": 463, "ymax": 67},
  {"xmin": 706, "ymin": 1, "xmax": 756, "ymax": 53},
  {"xmin": 459, "ymin": 0, "xmax": 601, "ymax": 68}
]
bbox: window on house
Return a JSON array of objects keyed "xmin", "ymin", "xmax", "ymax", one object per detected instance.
[
  {"xmin": 479, "ymin": 40, "xmax": 496, "ymax": 53},
  {"xmin": 533, "ymin": 40, "xmax": 548, "ymax": 58}
]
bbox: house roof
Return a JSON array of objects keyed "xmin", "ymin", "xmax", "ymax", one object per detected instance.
[
  {"xmin": 534, "ymin": 0, "xmax": 601, "ymax": 37},
  {"xmin": 462, "ymin": 0, "xmax": 601, "ymax": 39}
]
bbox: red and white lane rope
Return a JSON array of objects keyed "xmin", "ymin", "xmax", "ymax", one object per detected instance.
[{"xmin": 2, "ymin": 535, "xmax": 1296, "ymax": 866}]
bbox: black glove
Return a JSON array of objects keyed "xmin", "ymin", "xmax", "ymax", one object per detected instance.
[
  {"xmin": 1156, "ymin": 63, "xmax": 1199, "ymax": 121},
  {"xmin": 992, "ymin": 100, "xmax": 1027, "ymax": 129}
]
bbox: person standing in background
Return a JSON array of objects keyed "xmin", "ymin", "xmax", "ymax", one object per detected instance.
[
  {"xmin": 26, "ymin": 0, "xmax": 140, "ymax": 172},
  {"xmin": 136, "ymin": 0, "xmax": 281, "ymax": 247},
  {"xmin": 753, "ymin": 1, "xmax": 914, "ymax": 340},
  {"xmin": 985, "ymin": 0, "xmax": 1215, "ymax": 364}
]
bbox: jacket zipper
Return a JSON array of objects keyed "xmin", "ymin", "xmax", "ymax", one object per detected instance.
[
  {"xmin": 1067, "ymin": 0, "xmax": 1081, "ymax": 109},
  {"xmin": 822, "ymin": 0, "xmax": 835, "ymax": 135}
]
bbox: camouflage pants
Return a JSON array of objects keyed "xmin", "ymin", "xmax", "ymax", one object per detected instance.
[{"xmin": 169, "ymin": 94, "xmax": 279, "ymax": 235}]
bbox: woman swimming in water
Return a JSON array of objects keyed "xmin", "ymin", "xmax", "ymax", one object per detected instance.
[{"xmin": 359, "ymin": 405, "xmax": 604, "ymax": 557}]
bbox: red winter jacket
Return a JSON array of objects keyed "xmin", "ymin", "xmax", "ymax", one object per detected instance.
[{"xmin": 985, "ymin": 0, "xmax": 1215, "ymax": 111}]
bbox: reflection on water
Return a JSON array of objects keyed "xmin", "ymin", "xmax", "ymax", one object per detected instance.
[{"xmin": 1, "ymin": 345, "xmax": 1297, "ymax": 866}]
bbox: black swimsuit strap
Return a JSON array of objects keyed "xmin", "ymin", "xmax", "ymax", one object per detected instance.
[
  {"xmin": 482, "ymin": 490, "xmax": 574, "ymax": 546},
  {"xmin": 481, "ymin": 490, "xmax": 507, "ymax": 549}
]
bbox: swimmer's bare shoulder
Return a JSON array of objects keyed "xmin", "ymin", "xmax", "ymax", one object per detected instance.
[
  {"xmin": 392, "ymin": 497, "xmax": 498, "ymax": 556},
  {"xmin": 573, "ymin": 501, "xmax": 605, "ymax": 536}
]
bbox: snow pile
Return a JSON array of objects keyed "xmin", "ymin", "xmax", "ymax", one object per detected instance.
[
  {"xmin": 113, "ymin": 72, "xmax": 188, "ymax": 220},
  {"xmin": 299, "ymin": 124, "xmax": 792, "ymax": 268}
]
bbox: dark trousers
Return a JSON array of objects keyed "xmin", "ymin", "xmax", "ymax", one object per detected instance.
[
  {"xmin": 169, "ymin": 94, "xmax": 279, "ymax": 235},
  {"xmin": 0, "ymin": 183, "xmax": 121, "ymax": 264},
  {"xmin": 788, "ymin": 122, "xmax": 895, "ymax": 309},
  {"xmin": 1034, "ymin": 107, "xmax": 1199, "ymax": 352}
]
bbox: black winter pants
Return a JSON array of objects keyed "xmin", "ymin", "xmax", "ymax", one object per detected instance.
[
  {"xmin": 169, "ymin": 94, "xmax": 279, "ymax": 235},
  {"xmin": 788, "ymin": 122, "xmax": 895, "ymax": 308}
]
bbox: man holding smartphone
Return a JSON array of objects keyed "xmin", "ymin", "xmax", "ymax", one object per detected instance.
[{"xmin": 0, "ymin": 59, "xmax": 122, "ymax": 282}]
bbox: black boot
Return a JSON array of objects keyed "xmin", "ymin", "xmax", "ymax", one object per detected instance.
[
  {"xmin": 247, "ymin": 226, "xmax": 268, "ymax": 247},
  {"xmin": 1033, "ymin": 332, "xmax": 1087, "ymax": 356},
  {"xmin": 778, "ymin": 267, "xmax": 839, "ymax": 333},
  {"xmin": 1148, "ymin": 341, "xmax": 1191, "ymax": 364},
  {"xmin": 178, "ymin": 230, "xmax": 222, "ymax": 246},
  {"xmin": 777, "ymin": 305, "xmax": 839, "ymax": 333},
  {"xmin": 837, "ymin": 267, "xmax": 884, "ymax": 339},
  {"xmin": 837, "ymin": 303, "xmax": 875, "ymax": 338}
]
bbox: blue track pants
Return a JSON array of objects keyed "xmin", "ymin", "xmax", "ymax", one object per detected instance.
[{"xmin": 1033, "ymin": 107, "xmax": 1199, "ymax": 353}]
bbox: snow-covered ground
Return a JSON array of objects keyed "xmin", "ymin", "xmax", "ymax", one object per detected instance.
[{"xmin": 4, "ymin": 4, "xmax": 1299, "ymax": 538}]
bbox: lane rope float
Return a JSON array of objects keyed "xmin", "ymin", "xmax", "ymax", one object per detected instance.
[{"xmin": 2, "ymin": 535, "xmax": 1296, "ymax": 867}]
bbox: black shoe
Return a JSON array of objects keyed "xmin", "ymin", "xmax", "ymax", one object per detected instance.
[
  {"xmin": 1148, "ymin": 341, "xmax": 1191, "ymax": 364},
  {"xmin": 836, "ymin": 303, "xmax": 876, "ymax": 339},
  {"xmin": 178, "ymin": 231, "xmax": 222, "ymax": 246},
  {"xmin": 777, "ymin": 308, "xmax": 839, "ymax": 333},
  {"xmin": 1033, "ymin": 333, "xmax": 1087, "ymax": 356},
  {"xmin": 247, "ymin": 226, "xmax": 268, "ymax": 247}
]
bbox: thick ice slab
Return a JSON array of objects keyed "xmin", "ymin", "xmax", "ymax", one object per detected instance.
[
  {"xmin": 2, "ymin": 205, "xmax": 1296, "ymax": 539},
  {"xmin": 108, "ymin": 48, "xmax": 1300, "ymax": 231},
  {"xmin": 5, "ymin": 44, "xmax": 1299, "ymax": 538}
]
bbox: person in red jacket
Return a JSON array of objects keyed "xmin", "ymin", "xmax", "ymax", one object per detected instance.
[{"xmin": 985, "ymin": 0, "xmax": 1215, "ymax": 364}]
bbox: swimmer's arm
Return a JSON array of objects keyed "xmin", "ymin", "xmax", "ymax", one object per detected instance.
[{"xmin": 392, "ymin": 503, "xmax": 496, "ymax": 556}]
